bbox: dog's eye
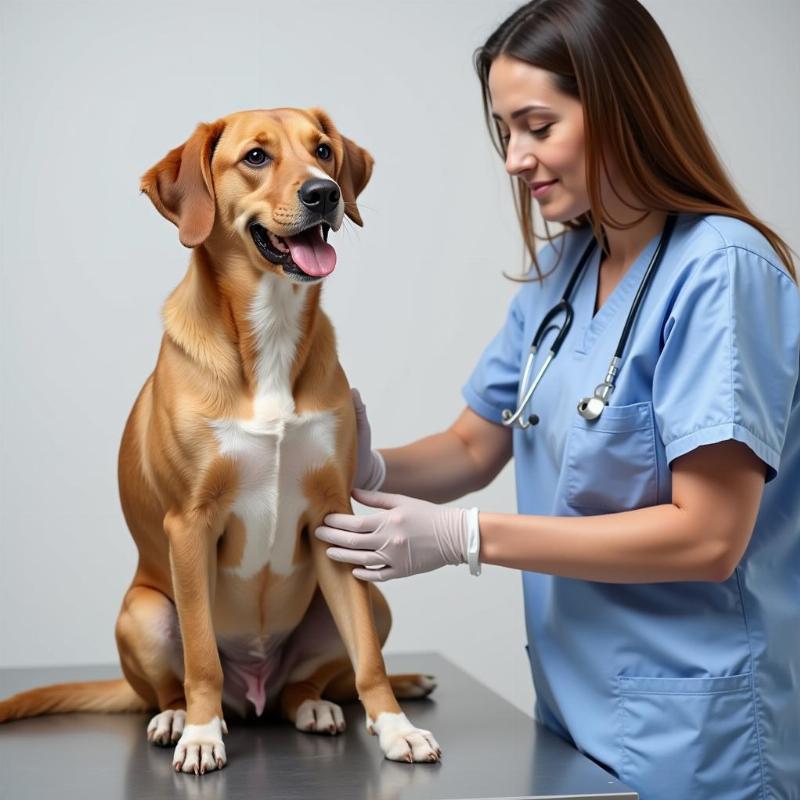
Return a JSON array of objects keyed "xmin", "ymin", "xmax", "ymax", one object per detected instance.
[
  {"xmin": 316, "ymin": 143, "xmax": 332, "ymax": 160},
  {"xmin": 243, "ymin": 148, "xmax": 269, "ymax": 167}
]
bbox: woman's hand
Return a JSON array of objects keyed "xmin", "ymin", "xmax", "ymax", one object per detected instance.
[
  {"xmin": 314, "ymin": 488, "xmax": 472, "ymax": 581},
  {"xmin": 351, "ymin": 388, "xmax": 386, "ymax": 491}
]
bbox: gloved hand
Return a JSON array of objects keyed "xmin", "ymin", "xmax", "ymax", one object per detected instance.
[
  {"xmin": 351, "ymin": 388, "xmax": 386, "ymax": 491},
  {"xmin": 314, "ymin": 488, "xmax": 478, "ymax": 581}
]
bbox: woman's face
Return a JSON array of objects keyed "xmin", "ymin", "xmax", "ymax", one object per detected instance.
[{"xmin": 488, "ymin": 54, "xmax": 588, "ymax": 222}]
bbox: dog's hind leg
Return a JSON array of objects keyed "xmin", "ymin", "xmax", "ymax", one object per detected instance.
[
  {"xmin": 277, "ymin": 586, "xmax": 353, "ymax": 734},
  {"xmin": 115, "ymin": 582, "xmax": 186, "ymax": 746},
  {"xmin": 279, "ymin": 657, "xmax": 351, "ymax": 734},
  {"xmin": 277, "ymin": 582, "xmax": 401, "ymax": 734}
]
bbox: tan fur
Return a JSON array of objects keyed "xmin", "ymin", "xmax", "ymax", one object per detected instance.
[
  {"xmin": 0, "ymin": 679, "xmax": 150, "ymax": 722},
  {"xmin": 0, "ymin": 110, "xmax": 435, "ymax": 754}
]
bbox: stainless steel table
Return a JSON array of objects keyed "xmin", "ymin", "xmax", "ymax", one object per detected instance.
[{"xmin": 0, "ymin": 652, "xmax": 637, "ymax": 799}]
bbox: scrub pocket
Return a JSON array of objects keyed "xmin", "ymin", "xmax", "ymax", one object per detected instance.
[
  {"xmin": 616, "ymin": 673, "xmax": 762, "ymax": 800},
  {"xmin": 562, "ymin": 400, "xmax": 659, "ymax": 514}
]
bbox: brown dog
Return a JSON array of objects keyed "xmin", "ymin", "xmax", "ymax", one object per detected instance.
[{"xmin": 0, "ymin": 108, "xmax": 440, "ymax": 774}]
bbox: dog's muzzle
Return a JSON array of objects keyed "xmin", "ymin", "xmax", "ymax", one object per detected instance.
[
  {"xmin": 298, "ymin": 178, "xmax": 341, "ymax": 222},
  {"xmin": 249, "ymin": 178, "xmax": 344, "ymax": 282},
  {"xmin": 249, "ymin": 220, "xmax": 335, "ymax": 282}
]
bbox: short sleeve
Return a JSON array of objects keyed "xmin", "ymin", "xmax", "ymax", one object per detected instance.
[
  {"xmin": 652, "ymin": 246, "xmax": 800, "ymax": 483},
  {"xmin": 461, "ymin": 284, "xmax": 529, "ymax": 424}
]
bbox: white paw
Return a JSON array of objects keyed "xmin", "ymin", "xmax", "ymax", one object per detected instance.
[
  {"xmin": 172, "ymin": 716, "xmax": 228, "ymax": 774},
  {"xmin": 367, "ymin": 711, "xmax": 442, "ymax": 763},
  {"xmin": 296, "ymin": 698, "xmax": 346, "ymax": 735},
  {"xmin": 147, "ymin": 708, "xmax": 186, "ymax": 746}
]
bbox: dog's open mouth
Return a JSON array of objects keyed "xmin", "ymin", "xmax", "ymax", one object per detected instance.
[{"xmin": 249, "ymin": 222, "xmax": 335, "ymax": 281}]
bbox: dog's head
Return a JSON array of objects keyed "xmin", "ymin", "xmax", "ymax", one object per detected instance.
[{"xmin": 140, "ymin": 108, "xmax": 373, "ymax": 284}]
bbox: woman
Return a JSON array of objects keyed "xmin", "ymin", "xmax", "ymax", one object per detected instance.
[{"xmin": 315, "ymin": 1, "xmax": 800, "ymax": 797}]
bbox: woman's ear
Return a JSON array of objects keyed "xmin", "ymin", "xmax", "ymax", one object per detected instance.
[
  {"xmin": 308, "ymin": 108, "xmax": 374, "ymax": 227},
  {"xmin": 140, "ymin": 119, "xmax": 226, "ymax": 247}
]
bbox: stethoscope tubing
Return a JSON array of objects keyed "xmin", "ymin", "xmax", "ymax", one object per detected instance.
[
  {"xmin": 503, "ymin": 213, "xmax": 678, "ymax": 429},
  {"xmin": 614, "ymin": 213, "xmax": 677, "ymax": 359},
  {"xmin": 502, "ymin": 236, "xmax": 597, "ymax": 427}
]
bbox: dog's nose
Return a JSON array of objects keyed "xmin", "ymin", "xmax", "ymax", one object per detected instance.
[{"xmin": 298, "ymin": 178, "xmax": 341, "ymax": 217}]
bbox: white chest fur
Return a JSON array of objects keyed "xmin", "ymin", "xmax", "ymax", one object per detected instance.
[{"xmin": 209, "ymin": 273, "xmax": 337, "ymax": 579}]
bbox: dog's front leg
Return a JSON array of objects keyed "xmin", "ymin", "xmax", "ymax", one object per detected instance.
[
  {"xmin": 310, "ymin": 509, "xmax": 442, "ymax": 763},
  {"xmin": 164, "ymin": 508, "xmax": 228, "ymax": 774}
]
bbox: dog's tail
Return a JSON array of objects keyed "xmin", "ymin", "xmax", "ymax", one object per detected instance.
[{"xmin": 0, "ymin": 678, "xmax": 152, "ymax": 723}]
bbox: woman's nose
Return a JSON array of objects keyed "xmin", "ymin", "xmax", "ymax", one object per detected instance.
[{"xmin": 504, "ymin": 138, "xmax": 537, "ymax": 176}]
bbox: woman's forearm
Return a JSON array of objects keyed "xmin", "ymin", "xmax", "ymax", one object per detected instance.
[
  {"xmin": 379, "ymin": 430, "xmax": 487, "ymax": 503},
  {"xmin": 479, "ymin": 504, "xmax": 735, "ymax": 583}
]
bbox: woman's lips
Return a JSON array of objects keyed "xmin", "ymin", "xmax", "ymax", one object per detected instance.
[{"xmin": 531, "ymin": 179, "xmax": 558, "ymax": 198}]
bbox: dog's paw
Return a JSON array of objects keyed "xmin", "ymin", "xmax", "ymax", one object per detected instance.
[
  {"xmin": 295, "ymin": 698, "xmax": 346, "ymax": 735},
  {"xmin": 147, "ymin": 708, "xmax": 186, "ymax": 746},
  {"xmin": 367, "ymin": 711, "xmax": 442, "ymax": 763},
  {"xmin": 172, "ymin": 716, "xmax": 228, "ymax": 774},
  {"xmin": 391, "ymin": 673, "xmax": 437, "ymax": 699}
]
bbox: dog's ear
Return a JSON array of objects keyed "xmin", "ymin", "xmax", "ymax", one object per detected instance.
[
  {"xmin": 140, "ymin": 119, "xmax": 226, "ymax": 247},
  {"xmin": 308, "ymin": 108, "xmax": 374, "ymax": 227},
  {"xmin": 338, "ymin": 136, "xmax": 374, "ymax": 227}
]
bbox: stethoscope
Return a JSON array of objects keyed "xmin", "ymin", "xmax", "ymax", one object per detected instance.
[{"xmin": 502, "ymin": 213, "xmax": 678, "ymax": 429}]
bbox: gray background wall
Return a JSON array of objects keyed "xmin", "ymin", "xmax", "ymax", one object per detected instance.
[{"xmin": 1, "ymin": 0, "xmax": 798, "ymax": 718}]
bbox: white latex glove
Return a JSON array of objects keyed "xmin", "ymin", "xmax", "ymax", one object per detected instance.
[
  {"xmin": 314, "ymin": 488, "xmax": 478, "ymax": 581},
  {"xmin": 351, "ymin": 388, "xmax": 386, "ymax": 491}
]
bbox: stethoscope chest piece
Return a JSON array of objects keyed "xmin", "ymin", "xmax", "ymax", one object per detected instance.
[
  {"xmin": 501, "ymin": 214, "xmax": 677, "ymax": 431},
  {"xmin": 577, "ymin": 394, "xmax": 607, "ymax": 420},
  {"xmin": 576, "ymin": 355, "xmax": 619, "ymax": 420}
]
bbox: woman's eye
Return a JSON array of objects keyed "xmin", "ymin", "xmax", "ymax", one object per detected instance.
[
  {"xmin": 530, "ymin": 123, "xmax": 553, "ymax": 138},
  {"xmin": 243, "ymin": 148, "xmax": 269, "ymax": 167},
  {"xmin": 316, "ymin": 143, "xmax": 332, "ymax": 160}
]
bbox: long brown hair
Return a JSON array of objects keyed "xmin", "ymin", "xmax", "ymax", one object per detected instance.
[{"xmin": 474, "ymin": 0, "xmax": 797, "ymax": 283}]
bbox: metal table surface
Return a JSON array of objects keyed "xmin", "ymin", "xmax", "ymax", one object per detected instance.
[{"xmin": 0, "ymin": 652, "xmax": 637, "ymax": 800}]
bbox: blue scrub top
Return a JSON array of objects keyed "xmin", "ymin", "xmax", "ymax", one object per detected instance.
[{"xmin": 462, "ymin": 213, "xmax": 800, "ymax": 800}]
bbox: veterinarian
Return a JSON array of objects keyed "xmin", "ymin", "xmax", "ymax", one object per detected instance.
[{"xmin": 315, "ymin": 1, "xmax": 800, "ymax": 798}]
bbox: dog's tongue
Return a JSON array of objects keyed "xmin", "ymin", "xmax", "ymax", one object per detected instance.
[{"xmin": 285, "ymin": 227, "xmax": 336, "ymax": 277}]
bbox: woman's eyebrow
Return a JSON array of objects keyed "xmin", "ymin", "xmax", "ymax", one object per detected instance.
[{"xmin": 492, "ymin": 104, "xmax": 552, "ymax": 121}]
